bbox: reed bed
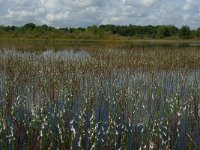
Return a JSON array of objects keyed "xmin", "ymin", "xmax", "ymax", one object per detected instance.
[{"xmin": 0, "ymin": 47, "xmax": 200, "ymax": 149}]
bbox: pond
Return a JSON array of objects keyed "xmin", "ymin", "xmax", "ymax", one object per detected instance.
[{"xmin": 0, "ymin": 42, "xmax": 200, "ymax": 149}]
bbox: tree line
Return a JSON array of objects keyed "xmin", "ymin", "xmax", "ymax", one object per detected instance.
[{"xmin": 0, "ymin": 23, "xmax": 200, "ymax": 39}]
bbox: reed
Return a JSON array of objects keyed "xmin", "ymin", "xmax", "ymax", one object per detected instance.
[{"xmin": 0, "ymin": 46, "xmax": 200, "ymax": 149}]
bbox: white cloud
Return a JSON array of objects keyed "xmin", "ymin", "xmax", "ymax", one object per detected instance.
[
  {"xmin": 0, "ymin": 0, "xmax": 200, "ymax": 28},
  {"xmin": 125, "ymin": 0, "xmax": 161, "ymax": 7},
  {"xmin": 73, "ymin": 0, "xmax": 95, "ymax": 7},
  {"xmin": 182, "ymin": 0, "xmax": 200, "ymax": 23},
  {"xmin": 4, "ymin": 9, "xmax": 31, "ymax": 19},
  {"xmin": 46, "ymin": 11, "xmax": 69, "ymax": 22},
  {"xmin": 183, "ymin": 0, "xmax": 198, "ymax": 11}
]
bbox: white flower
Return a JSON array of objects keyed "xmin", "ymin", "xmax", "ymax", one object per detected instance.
[
  {"xmin": 70, "ymin": 119, "xmax": 74, "ymax": 124},
  {"xmin": 40, "ymin": 130, "xmax": 43, "ymax": 137},
  {"xmin": 128, "ymin": 118, "xmax": 131, "ymax": 127},
  {"xmin": 178, "ymin": 121, "xmax": 181, "ymax": 125},
  {"xmin": 42, "ymin": 123, "xmax": 45, "ymax": 129},
  {"xmin": 91, "ymin": 144, "xmax": 95, "ymax": 150},
  {"xmin": 72, "ymin": 126, "xmax": 76, "ymax": 137},
  {"xmin": 78, "ymin": 137, "xmax": 82, "ymax": 147},
  {"xmin": 150, "ymin": 141, "xmax": 154, "ymax": 149}
]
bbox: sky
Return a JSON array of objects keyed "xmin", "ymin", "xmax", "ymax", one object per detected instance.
[{"xmin": 0, "ymin": 0, "xmax": 200, "ymax": 28}]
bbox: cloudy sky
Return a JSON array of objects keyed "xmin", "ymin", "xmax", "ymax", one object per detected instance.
[{"xmin": 0, "ymin": 0, "xmax": 200, "ymax": 28}]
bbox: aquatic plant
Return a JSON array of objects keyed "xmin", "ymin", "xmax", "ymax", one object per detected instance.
[{"xmin": 0, "ymin": 47, "xmax": 200, "ymax": 149}]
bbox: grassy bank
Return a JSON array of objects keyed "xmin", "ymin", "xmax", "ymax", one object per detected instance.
[{"xmin": 0, "ymin": 38, "xmax": 200, "ymax": 51}]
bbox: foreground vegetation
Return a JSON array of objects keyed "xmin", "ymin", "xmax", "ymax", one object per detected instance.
[
  {"xmin": 1, "ymin": 23, "xmax": 200, "ymax": 40},
  {"xmin": 0, "ymin": 45, "xmax": 200, "ymax": 149}
]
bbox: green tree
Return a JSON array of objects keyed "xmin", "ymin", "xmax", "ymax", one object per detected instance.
[
  {"xmin": 167, "ymin": 25, "xmax": 178, "ymax": 36},
  {"xmin": 196, "ymin": 28, "xmax": 200, "ymax": 38},
  {"xmin": 87, "ymin": 25, "xmax": 105, "ymax": 39},
  {"xmin": 23, "ymin": 23, "xmax": 36, "ymax": 30},
  {"xmin": 156, "ymin": 26, "xmax": 170, "ymax": 38},
  {"xmin": 178, "ymin": 25, "xmax": 191, "ymax": 39}
]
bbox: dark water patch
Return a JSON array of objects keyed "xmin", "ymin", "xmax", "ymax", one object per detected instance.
[{"xmin": 1, "ymin": 40, "xmax": 200, "ymax": 51}]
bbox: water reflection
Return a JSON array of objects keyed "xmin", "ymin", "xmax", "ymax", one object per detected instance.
[
  {"xmin": 42, "ymin": 50, "xmax": 91, "ymax": 60},
  {"xmin": 1, "ymin": 40, "xmax": 200, "ymax": 51},
  {"xmin": 0, "ymin": 47, "xmax": 200, "ymax": 149},
  {"xmin": 0, "ymin": 49, "xmax": 91, "ymax": 60}
]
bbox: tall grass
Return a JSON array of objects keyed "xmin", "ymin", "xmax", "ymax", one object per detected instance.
[{"xmin": 0, "ymin": 47, "xmax": 200, "ymax": 149}]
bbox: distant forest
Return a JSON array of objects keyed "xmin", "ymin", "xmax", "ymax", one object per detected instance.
[{"xmin": 0, "ymin": 23, "xmax": 200, "ymax": 40}]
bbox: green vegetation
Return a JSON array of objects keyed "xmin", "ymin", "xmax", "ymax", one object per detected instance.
[
  {"xmin": 178, "ymin": 25, "xmax": 191, "ymax": 39},
  {"xmin": 0, "ymin": 23, "xmax": 200, "ymax": 40},
  {"xmin": 0, "ymin": 45, "xmax": 200, "ymax": 149}
]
